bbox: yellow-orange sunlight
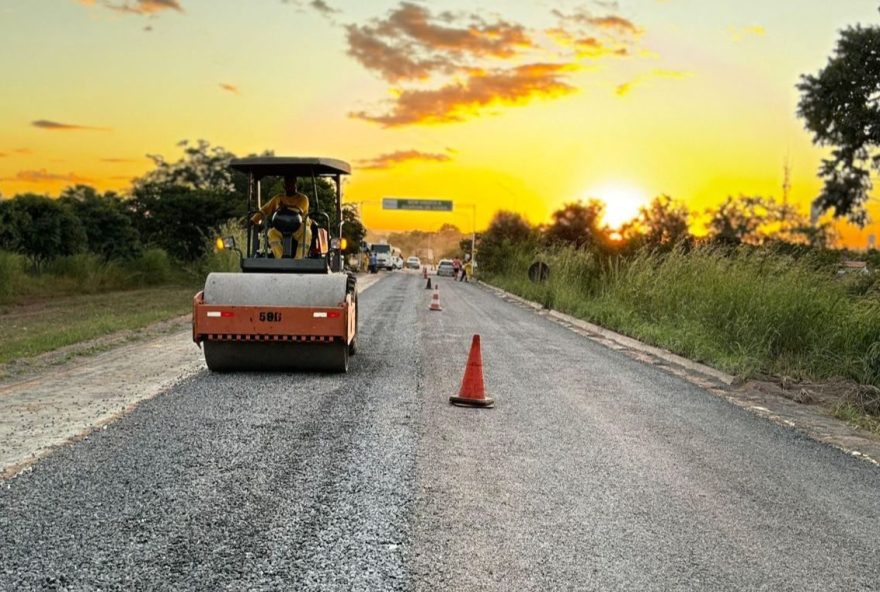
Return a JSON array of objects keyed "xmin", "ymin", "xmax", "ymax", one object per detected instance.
[{"xmin": 588, "ymin": 183, "xmax": 650, "ymax": 229}]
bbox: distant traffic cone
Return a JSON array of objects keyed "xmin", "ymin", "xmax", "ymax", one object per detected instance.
[
  {"xmin": 422, "ymin": 266, "xmax": 428, "ymax": 279},
  {"xmin": 450, "ymin": 335, "xmax": 494, "ymax": 408},
  {"xmin": 429, "ymin": 285, "xmax": 442, "ymax": 311},
  {"xmin": 425, "ymin": 277, "xmax": 433, "ymax": 290}
]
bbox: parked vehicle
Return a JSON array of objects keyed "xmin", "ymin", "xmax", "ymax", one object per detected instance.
[
  {"xmin": 437, "ymin": 259, "xmax": 456, "ymax": 277},
  {"xmin": 371, "ymin": 244, "xmax": 394, "ymax": 271},
  {"xmin": 392, "ymin": 255, "xmax": 404, "ymax": 270}
]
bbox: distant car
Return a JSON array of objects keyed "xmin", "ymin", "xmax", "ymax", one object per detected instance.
[
  {"xmin": 406, "ymin": 256, "xmax": 421, "ymax": 270},
  {"xmin": 437, "ymin": 259, "xmax": 456, "ymax": 277}
]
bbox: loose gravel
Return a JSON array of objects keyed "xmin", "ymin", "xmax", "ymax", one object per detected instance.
[{"xmin": 1, "ymin": 273, "xmax": 421, "ymax": 591}]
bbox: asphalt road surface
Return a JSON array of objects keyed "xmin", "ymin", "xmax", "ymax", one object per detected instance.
[{"xmin": 2, "ymin": 272, "xmax": 879, "ymax": 591}]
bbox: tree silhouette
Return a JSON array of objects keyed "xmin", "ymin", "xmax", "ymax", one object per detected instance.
[
  {"xmin": 545, "ymin": 200, "xmax": 609, "ymax": 251},
  {"xmin": 59, "ymin": 185, "xmax": 141, "ymax": 261},
  {"xmin": 798, "ymin": 20, "xmax": 880, "ymax": 225},
  {"xmin": 621, "ymin": 195, "xmax": 691, "ymax": 251},
  {"xmin": 479, "ymin": 210, "xmax": 535, "ymax": 272}
]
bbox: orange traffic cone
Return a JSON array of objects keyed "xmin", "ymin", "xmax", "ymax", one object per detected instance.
[
  {"xmin": 423, "ymin": 266, "xmax": 428, "ymax": 279},
  {"xmin": 429, "ymin": 285, "xmax": 442, "ymax": 311},
  {"xmin": 425, "ymin": 277, "xmax": 432, "ymax": 290},
  {"xmin": 450, "ymin": 335, "xmax": 495, "ymax": 408}
]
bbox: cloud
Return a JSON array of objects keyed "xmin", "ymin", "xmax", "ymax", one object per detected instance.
[
  {"xmin": 3, "ymin": 170, "xmax": 94, "ymax": 184},
  {"xmin": 590, "ymin": 15, "xmax": 639, "ymax": 35},
  {"xmin": 351, "ymin": 63, "xmax": 577, "ymax": 127},
  {"xmin": 357, "ymin": 149, "xmax": 453, "ymax": 170},
  {"xmin": 615, "ymin": 69, "xmax": 692, "ymax": 96},
  {"xmin": 727, "ymin": 25, "xmax": 765, "ymax": 42},
  {"xmin": 548, "ymin": 30, "xmax": 630, "ymax": 59},
  {"xmin": 13, "ymin": 148, "xmax": 33, "ymax": 155},
  {"xmin": 78, "ymin": 0, "xmax": 183, "ymax": 16},
  {"xmin": 346, "ymin": 25, "xmax": 452, "ymax": 81},
  {"xmin": 219, "ymin": 83, "xmax": 240, "ymax": 95},
  {"xmin": 0, "ymin": 153, "xmax": 6, "ymax": 158},
  {"xmin": 31, "ymin": 120, "xmax": 110, "ymax": 132},
  {"xmin": 101, "ymin": 157, "xmax": 137, "ymax": 163},
  {"xmin": 346, "ymin": 2, "xmax": 644, "ymax": 126},
  {"xmin": 346, "ymin": 3, "xmax": 533, "ymax": 83},
  {"xmin": 310, "ymin": 0, "xmax": 339, "ymax": 16},
  {"xmin": 282, "ymin": 0, "xmax": 340, "ymax": 20}
]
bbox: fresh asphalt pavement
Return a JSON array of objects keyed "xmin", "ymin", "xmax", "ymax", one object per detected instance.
[{"xmin": 2, "ymin": 272, "xmax": 879, "ymax": 591}]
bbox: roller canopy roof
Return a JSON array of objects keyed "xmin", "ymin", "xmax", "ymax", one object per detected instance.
[{"xmin": 229, "ymin": 157, "xmax": 351, "ymax": 177}]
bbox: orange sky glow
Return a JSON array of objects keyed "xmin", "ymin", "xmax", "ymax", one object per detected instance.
[{"xmin": 1, "ymin": 0, "xmax": 879, "ymax": 248}]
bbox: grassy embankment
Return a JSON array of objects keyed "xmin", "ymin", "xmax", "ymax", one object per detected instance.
[
  {"xmin": 483, "ymin": 246, "xmax": 880, "ymax": 425},
  {"xmin": 0, "ymin": 246, "xmax": 239, "ymax": 366}
]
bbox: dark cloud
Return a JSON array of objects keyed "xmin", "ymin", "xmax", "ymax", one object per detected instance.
[
  {"xmin": 346, "ymin": 25, "xmax": 451, "ymax": 81},
  {"xmin": 351, "ymin": 63, "xmax": 577, "ymax": 127},
  {"xmin": 31, "ymin": 120, "xmax": 110, "ymax": 132},
  {"xmin": 357, "ymin": 149, "xmax": 453, "ymax": 170},
  {"xmin": 219, "ymin": 83, "xmax": 241, "ymax": 95},
  {"xmin": 310, "ymin": 0, "xmax": 339, "ymax": 16}
]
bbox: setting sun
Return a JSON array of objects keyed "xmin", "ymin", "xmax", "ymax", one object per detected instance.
[{"xmin": 588, "ymin": 183, "xmax": 650, "ymax": 229}]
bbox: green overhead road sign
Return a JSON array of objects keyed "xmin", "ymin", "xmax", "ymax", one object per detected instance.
[{"xmin": 382, "ymin": 198, "xmax": 453, "ymax": 212}]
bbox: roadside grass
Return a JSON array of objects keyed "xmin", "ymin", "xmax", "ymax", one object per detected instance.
[
  {"xmin": 484, "ymin": 245, "xmax": 880, "ymax": 395},
  {"xmin": 0, "ymin": 248, "xmax": 184, "ymax": 306},
  {"xmin": 0, "ymin": 286, "xmax": 197, "ymax": 365},
  {"xmin": 0, "ymin": 226, "xmax": 243, "ymax": 368},
  {"xmin": 834, "ymin": 403, "xmax": 880, "ymax": 436}
]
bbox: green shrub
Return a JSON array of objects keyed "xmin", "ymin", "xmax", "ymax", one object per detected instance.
[
  {"xmin": 129, "ymin": 248, "xmax": 174, "ymax": 286},
  {"xmin": 0, "ymin": 250, "xmax": 27, "ymax": 302}
]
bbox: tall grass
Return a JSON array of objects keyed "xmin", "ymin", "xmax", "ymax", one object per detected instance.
[
  {"xmin": 0, "ymin": 222, "xmax": 246, "ymax": 306},
  {"xmin": 0, "ymin": 248, "xmax": 185, "ymax": 306},
  {"xmin": 486, "ymin": 245, "xmax": 880, "ymax": 389}
]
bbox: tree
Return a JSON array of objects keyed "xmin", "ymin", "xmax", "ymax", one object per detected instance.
[
  {"xmin": 340, "ymin": 204, "xmax": 367, "ymax": 255},
  {"xmin": 704, "ymin": 195, "xmax": 827, "ymax": 247},
  {"xmin": 621, "ymin": 195, "xmax": 691, "ymax": 251},
  {"xmin": 135, "ymin": 139, "xmax": 240, "ymax": 194},
  {"xmin": 128, "ymin": 187, "xmax": 245, "ymax": 261},
  {"xmin": 128, "ymin": 140, "xmax": 247, "ymax": 260},
  {"xmin": 478, "ymin": 210, "xmax": 535, "ymax": 273},
  {"xmin": 545, "ymin": 200, "xmax": 609, "ymax": 251},
  {"xmin": 705, "ymin": 196, "xmax": 773, "ymax": 246},
  {"xmin": 797, "ymin": 21, "xmax": 880, "ymax": 225},
  {"xmin": 0, "ymin": 194, "xmax": 87, "ymax": 270},
  {"xmin": 59, "ymin": 185, "xmax": 141, "ymax": 260}
]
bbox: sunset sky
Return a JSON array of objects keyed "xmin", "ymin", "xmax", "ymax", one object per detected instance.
[{"xmin": 1, "ymin": 0, "xmax": 879, "ymax": 246}]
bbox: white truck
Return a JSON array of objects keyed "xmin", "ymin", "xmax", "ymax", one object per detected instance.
[{"xmin": 371, "ymin": 243, "xmax": 395, "ymax": 271}]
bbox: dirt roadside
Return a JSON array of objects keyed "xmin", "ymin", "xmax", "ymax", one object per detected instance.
[{"xmin": 0, "ymin": 273, "xmax": 385, "ymax": 479}]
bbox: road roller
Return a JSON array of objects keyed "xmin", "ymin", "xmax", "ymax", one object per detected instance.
[{"xmin": 192, "ymin": 157, "xmax": 357, "ymax": 372}]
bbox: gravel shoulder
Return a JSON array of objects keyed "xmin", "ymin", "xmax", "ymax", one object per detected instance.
[{"xmin": 0, "ymin": 273, "xmax": 383, "ymax": 479}]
